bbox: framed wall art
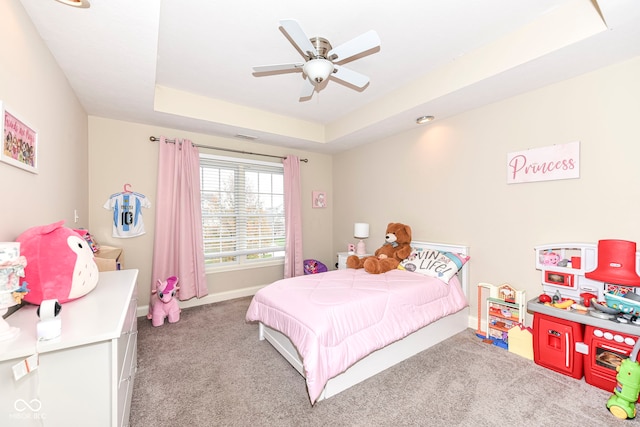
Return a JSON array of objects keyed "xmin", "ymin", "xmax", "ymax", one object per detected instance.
[
  {"xmin": 1, "ymin": 101, "xmax": 38, "ymax": 174},
  {"xmin": 312, "ymin": 190, "xmax": 327, "ymax": 208}
]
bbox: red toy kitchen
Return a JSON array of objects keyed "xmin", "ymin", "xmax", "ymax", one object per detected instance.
[{"xmin": 528, "ymin": 240, "xmax": 640, "ymax": 396}]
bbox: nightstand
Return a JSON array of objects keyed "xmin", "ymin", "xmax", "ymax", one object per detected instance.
[{"xmin": 337, "ymin": 252, "xmax": 372, "ymax": 269}]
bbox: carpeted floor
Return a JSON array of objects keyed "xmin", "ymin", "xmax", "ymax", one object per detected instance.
[{"xmin": 129, "ymin": 297, "xmax": 640, "ymax": 426}]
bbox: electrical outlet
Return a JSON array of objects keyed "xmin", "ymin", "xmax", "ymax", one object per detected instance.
[{"xmin": 74, "ymin": 209, "xmax": 79, "ymax": 223}]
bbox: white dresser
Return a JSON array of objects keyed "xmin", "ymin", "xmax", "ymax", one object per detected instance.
[{"xmin": 0, "ymin": 269, "xmax": 138, "ymax": 427}]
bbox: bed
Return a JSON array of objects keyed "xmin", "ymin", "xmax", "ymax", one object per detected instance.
[{"xmin": 245, "ymin": 240, "xmax": 470, "ymax": 404}]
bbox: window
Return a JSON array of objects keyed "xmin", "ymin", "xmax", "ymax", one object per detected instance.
[{"xmin": 200, "ymin": 154, "xmax": 285, "ymax": 267}]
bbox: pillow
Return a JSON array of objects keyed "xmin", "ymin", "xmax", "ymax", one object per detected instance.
[{"xmin": 399, "ymin": 247, "xmax": 469, "ymax": 283}]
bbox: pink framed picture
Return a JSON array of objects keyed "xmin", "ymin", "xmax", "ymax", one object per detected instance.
[
  {"xmin": 312, "ymin": 191, "xmax": 326, "ymax": 208},
  {"xmin": 1, "ymin": 101, "xmax": 38, "ymax": 174}
]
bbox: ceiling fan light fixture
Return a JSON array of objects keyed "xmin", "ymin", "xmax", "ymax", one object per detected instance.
[
  {"xmin": 303, "ymin": 59, "xmax": 334, "ymax": 84},
  {"xmin": 253, "ymin": 20, "xmax": 380, "ymax": 99},
  {"xmin": 416, "ymin": 115, "xmax": 435, "ymax": 124}
]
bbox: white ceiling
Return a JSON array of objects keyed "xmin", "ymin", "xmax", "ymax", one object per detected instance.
[{"xmin": 18, "ymin": 0, "xmax": 640, "ymax": 154}]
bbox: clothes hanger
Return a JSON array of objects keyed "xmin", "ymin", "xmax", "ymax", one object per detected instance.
[{"xmin": 123, "ymin": 183, "xmax": 132, "ymax": 193}]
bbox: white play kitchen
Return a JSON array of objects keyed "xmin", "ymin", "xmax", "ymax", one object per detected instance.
[{"xmin": 528, "ymin": 240, "xmax": 640, "ymax": 396}]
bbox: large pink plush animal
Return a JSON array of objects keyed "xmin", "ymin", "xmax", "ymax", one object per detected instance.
[
  {"xmin": 16, "ymin": 220, "xmax": 99, "ymax": 305},
  {"xmin": 147, "ymin": 276, "xmax": 180, "ymax": 327}
]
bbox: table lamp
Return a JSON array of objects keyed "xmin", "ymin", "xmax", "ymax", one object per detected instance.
[{"xmin": 354, "ymin": 223, "xmax": 370, "ymax": 255}]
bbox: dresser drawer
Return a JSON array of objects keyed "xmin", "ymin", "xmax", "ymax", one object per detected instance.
[
  {"xmin": 117, "ymin": 292, "xmax": 137, "ymax": 382},
  {"xmin": 116, "ymin": 285, "xmax": 138, "ymax": 427},
  {"xmin": 119, "ymin": 329, "xmax": 137, "ymax": 384},
  {"xmin": 117, "ymin": 337, "xmax": 137, "ymax": 427}
]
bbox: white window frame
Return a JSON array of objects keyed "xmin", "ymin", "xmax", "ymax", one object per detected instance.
[{"xmin": 200, "ymin": 153, "xmax": 285, "ymax": 270}]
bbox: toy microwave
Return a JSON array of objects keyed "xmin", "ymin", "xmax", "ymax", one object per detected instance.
[{"xmin": 542, "ymin": 269, "xmax": 576, "ymax": 290}]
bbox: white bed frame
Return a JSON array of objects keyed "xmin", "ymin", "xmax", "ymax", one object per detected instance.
[{"xmin": 257, "ymin": 241, "xmax": 470, "ymax": 402}]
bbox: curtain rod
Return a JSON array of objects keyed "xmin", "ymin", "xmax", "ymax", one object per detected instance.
[{"xmin": 149, "ymin": 136, "xmax": 308, "ymax": 163}]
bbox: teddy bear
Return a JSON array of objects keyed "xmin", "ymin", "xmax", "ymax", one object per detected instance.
[{"xmin": 346, "ymin": 222, "xmax": 413, "ymax": 274}]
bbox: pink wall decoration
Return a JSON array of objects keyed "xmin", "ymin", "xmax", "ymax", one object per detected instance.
[{"xmin": 507, "ymin": 141, "xmax": 580, "ymax": 184}]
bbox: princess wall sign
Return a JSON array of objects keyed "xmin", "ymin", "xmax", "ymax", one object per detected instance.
[{"xmin": 507, "ymin": 141, "xmax": 580, "ymax": 184}]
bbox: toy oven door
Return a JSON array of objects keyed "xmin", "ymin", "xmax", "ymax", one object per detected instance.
[{"xmin": 591, "ymin": 340, "xmax": 632, "ymax": 378}]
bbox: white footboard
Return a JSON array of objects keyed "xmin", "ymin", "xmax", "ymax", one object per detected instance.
[
  {"xmin": 259, "ymin": 305, "xmax": 469, "ymax": 401},
  {"xmin": 261, "ymin": 322, "xmax": 306, "ymax": 377}
]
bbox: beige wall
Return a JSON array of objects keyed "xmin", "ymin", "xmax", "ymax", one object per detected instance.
[
  {"xmin": 0, "ymin": 0, "xmax": 88, "ymax": 242},
  {"xmin": 6, "ymin": 0, "xmax": 640, "ymax": 330},
  {"xmin": 87, "ymin": 117, "xmax": 333, "ymax": 310},
  {"xmin": 333, "ymin": 56, "xmax": 640, "ymax": 327}
]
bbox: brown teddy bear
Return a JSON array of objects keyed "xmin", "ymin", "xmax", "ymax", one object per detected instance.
[{"xmin": 346, "ymin": 222, "xmax": 413, "ymax": 274}]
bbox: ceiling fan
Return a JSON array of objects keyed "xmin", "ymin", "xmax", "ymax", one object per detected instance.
[{"xmin": 252, "ymin": 20, "xmax": 381, "ymax": 100}]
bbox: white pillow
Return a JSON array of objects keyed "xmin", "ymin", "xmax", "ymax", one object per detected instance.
[{"xmin": 399, "ymin": 248, "xmax": 469, "ymax": 283}]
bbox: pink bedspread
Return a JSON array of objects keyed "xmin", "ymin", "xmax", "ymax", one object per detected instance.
[{"xmin": 245, "ymin": 268, "xmax": 468, "ymax": 403}]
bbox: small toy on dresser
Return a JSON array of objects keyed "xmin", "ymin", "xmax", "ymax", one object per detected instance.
[{"xmin": 147, "ymin": 276, "xmax": 181, "ymax": 327}]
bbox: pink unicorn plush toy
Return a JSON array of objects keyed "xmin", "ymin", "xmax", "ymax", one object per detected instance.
[{"xmin": 147, "ymin": 276, "xmax": 180, "ymax": 327}]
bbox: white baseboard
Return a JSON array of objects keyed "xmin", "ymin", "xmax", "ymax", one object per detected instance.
[
  {"xmin": 468, "ymin": 313, "xmax": 479, "ymax": 331},
  {"xmin": 138, "ymin": 286, "xmax": 479, "ymax": 336},
  {"xmin": 136, "ymin": 284, "xmax": 264, "ymax": 318}
]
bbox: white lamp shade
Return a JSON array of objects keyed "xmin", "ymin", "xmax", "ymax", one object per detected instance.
[
  {"xmin": 354, "ymin": 223, "xmax": 369, "ymax": 239},
  {"xmin": 303, "ymin": 59, "xmax": 334, "ymax": 84}
]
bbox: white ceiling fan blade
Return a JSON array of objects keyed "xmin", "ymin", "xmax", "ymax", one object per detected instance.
[
  {"xmin": 331, "ymin": 65, "xmax": 369, "ymax": 88},
  {"xmin": 253, "ymin": 63, "xmax": 303, "ymax": 73},
  {"xmin": 280, "ymin": 19, "xmax": 318, "ymax": 58},
  {"xmin": 327, "ymin": 30, "xmax": 380, "ymax": 63},
  {"xmin": 299, "ymin": 78, "xmax": 315, "ymax": 100}
]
